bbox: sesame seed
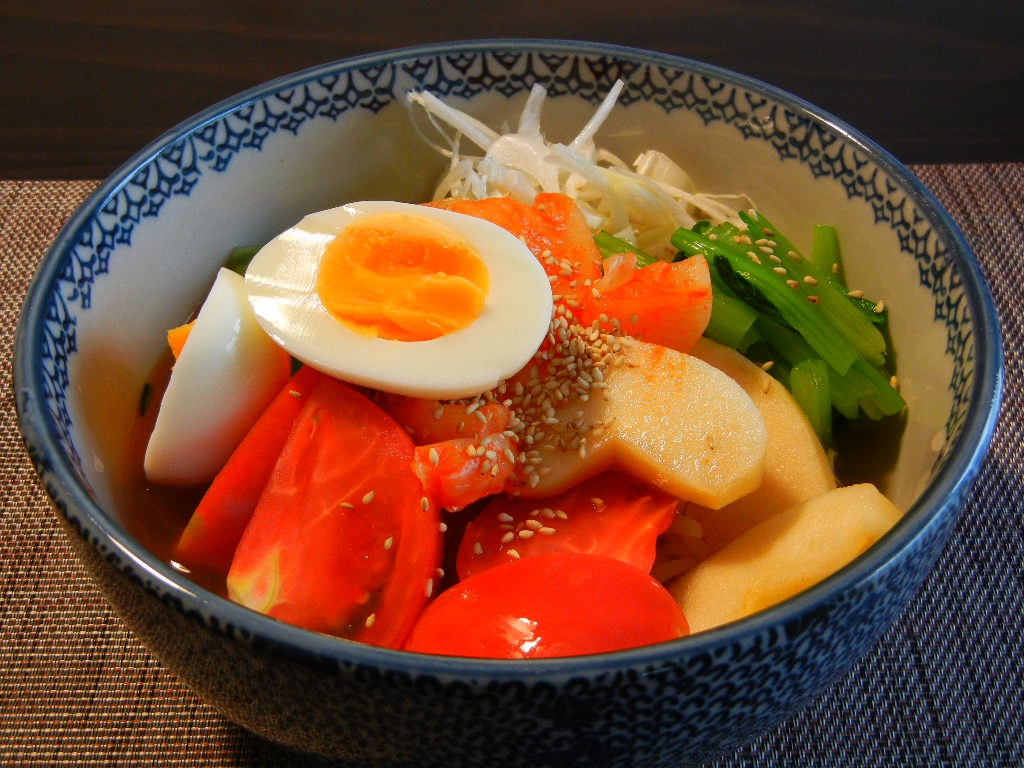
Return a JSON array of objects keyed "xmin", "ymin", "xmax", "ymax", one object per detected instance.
[
  {"xmin": 807, "ymin": 295, "xmax": 820, "ymax": 303},
  {"xmin": 525, "ymin": 519, "xmax": 544, "ymax": 531},
  {"xmin": 384, "ymin": 536, "xmax": 394, "ymax": 550},
  {"xmin": 518, "ymin": 529, "xmax": 535, "ymax": 539},
  {"xmin": 421, "ymin": 496, "xmax": 431, "ymax": 512},
  {"xmin": 803, "ymin": 275, "xmax": 819, "ymax": 286},
  {"xmin": 786, "ymin": 279, "xmax": 800, "ymax": 289},
  {"xmin": 760, "ymin": 360, "xmax": 775, "ymax": 371},
  {"xmin": 289, "ymin": 389, "xmax": 302, "ymax": 398},
  {"xmin": 507, "ymin": 549, "xmax": 521, "ymax": 559},
  {"xmin": 773, "ymin": 266, "xmax": 788, "ymax": 275},
  {"xmin": 439, "ymin": 522, "xmax": 448, "ymax": 533},
  {"xmin": 429, "ymin": 447, "xmax": 440, "ymax": 465},
  {"xmin": 473, "ymin": 541, "xmax": 483, "ymax": 556},
  {"xmin": 500, "ymin": 531, "xmax": 515, "ymax": 544},
  {"xmin": 362, "ymin": 491, "xmax": 375, "ymax": 504},
  {"xmin": 425, "ymin": 579, "xmax": 434, "ymax": 598},
  {"xmin": 848, "ymin": 289, "xmax": 865, "ymax": 298},
  {"xmin": 339, "ymin": 502, "xmax": 355, "ymax": 509},
  {"xmin": 874, "ymin": 299, "xmax": 886, "ymax": 313},
  {"xmin": 365, "ymin": 613, "xmax": 376, "ymax": 628},
  {"xmin": 538, "ymin": 526, "xmax": 558, "ymax": 536}
]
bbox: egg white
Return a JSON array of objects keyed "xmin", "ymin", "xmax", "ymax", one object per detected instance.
[
  {"xmin": 244, "ymin": 201, "xmax": 554, "ymax": 399},
  {"xmin": 144, "ymin": 267, "xmax": 293, "ymax": 485}
]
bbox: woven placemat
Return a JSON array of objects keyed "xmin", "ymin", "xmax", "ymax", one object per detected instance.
[{"xmin": 1, "ymin": 167, "xmax": 1021, "ymax": 767}]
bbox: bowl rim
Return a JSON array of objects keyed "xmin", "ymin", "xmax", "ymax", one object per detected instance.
[{"xmin": 13, "ymin": 38, "xmax": 1004, "ymax": 676}]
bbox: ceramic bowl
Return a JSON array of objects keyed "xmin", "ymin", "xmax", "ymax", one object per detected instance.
[{"xmin": 14, "ymin": 40, "xmax": 1002, "ymax": 767}]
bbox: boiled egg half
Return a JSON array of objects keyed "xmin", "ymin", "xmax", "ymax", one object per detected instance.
[{"xmin": 244, "ymin": 201, "xmax": 554, "ymax": 399}]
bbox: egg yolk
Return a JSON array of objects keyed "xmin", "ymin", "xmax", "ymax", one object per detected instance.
[{"xmin": 316, "ymin": 212, "xmax": 491, "ymax": 342}]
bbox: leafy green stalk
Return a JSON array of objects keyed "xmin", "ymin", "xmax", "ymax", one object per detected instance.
[
  {"xmin": 790, "ymin": 358, "xmax": 833, "ymax": 446},
  {"xmin": 671, "ymin": 214, "xmax": 905, "ymax": 432},
  {"xmin": 225, "ymin": 245, "xmax": 261, "ymax": 275},
  {"xmin": 594, "ymin": 231, "xmax": 661, "ymax": 267}
]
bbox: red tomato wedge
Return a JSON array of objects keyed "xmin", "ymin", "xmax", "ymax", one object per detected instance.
[
  {"xmin": 226, "ymin": 376, "xmax": 443, "ymax": 649},
  {"xmin": 577, "ymin": 254, "xmax": 713, "ymax": 353},
  {"xmin": 172, "ymin": 364, "xmax": 324, "ymax": 580},
  {"xmin": 427, "ymin": 193, "xmax": 603, "ymax": 308},
  {"xmin": 414, "ymin": 429, "xmax": 518, "ymax": 512},
  {"xmin": 404, "ymin": 551, "xmax": 689, "ymax": 659},
  {"xmin": 375, "ymin": 394, "xmax": 512, "ymax": 445},
  {"xmin": 456, "ymin": 471, "xmax": 680, "ymax": 580}
]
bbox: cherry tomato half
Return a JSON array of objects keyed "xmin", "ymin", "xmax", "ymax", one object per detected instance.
[{"xmin": 404, "ymin": 551, "xmax": 689, "ymax": 659}]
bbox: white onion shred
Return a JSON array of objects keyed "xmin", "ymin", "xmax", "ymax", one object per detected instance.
[{"xmin": 407, "ymin": 80, "xmax": 752, "ymax": 260}]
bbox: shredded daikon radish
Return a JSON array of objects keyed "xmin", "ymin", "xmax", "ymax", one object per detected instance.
[{"xmin": 407, "ymin": 81, "xmax": 751, "ymax": 259}]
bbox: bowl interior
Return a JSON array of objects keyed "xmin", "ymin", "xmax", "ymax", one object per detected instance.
[{"xmin": 17, "ymin": 40, "xmax": 999, "ymax": 657}]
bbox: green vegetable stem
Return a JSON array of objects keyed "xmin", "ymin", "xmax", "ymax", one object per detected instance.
[{"xmin": 670, "ymin": 211, "xmax": 905, "ymax": 446}]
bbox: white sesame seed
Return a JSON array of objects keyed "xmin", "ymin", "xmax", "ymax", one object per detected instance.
[
  {"xmin": 384, "ymin": 536, "xmax": 394, "ymax": 550},
  {"xmin": 362, "ymin": 491, "xmax": 375, "ymax": 504}
]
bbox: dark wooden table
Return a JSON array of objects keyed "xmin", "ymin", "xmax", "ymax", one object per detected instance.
[{"xmin": 2, "ymin": 0, "xmax": 1022, "ymax": 179}]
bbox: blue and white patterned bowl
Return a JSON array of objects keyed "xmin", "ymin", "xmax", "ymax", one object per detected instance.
[{"xmin": 14, "ymin": 40, "xmax": 1002, "ymax": 766}]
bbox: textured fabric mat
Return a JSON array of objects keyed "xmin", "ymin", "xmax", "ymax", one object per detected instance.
[{"xmin": 1, "ymin": 167, "xmax": 1021, "ymax": 767}]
